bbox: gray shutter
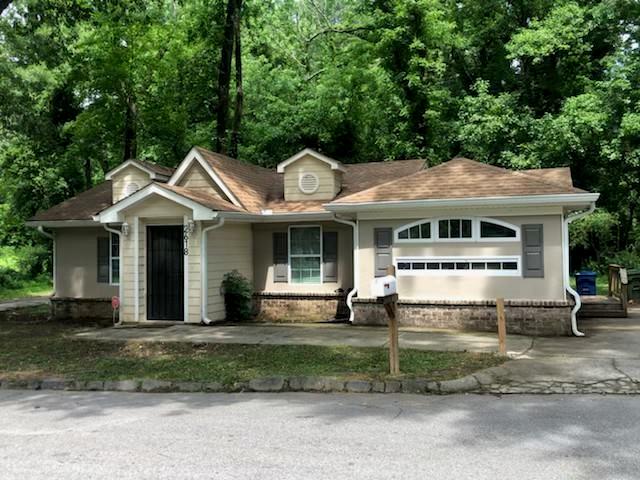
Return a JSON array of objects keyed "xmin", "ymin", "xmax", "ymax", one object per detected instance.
[
  {"xmin": 374, "ymin": 228, "xmax": 393, "ymax": 277},
  {"xmin": 522, "ymin": 224, "xmax": 544, "ymax": 278},
  {"xmin": 273, "ymin": 232, "xmax": 288, "ymax": 283},
  {"xmin": 323, "ymin": 231, "xmax": 338, "ymax": 282},
  {"xmin": 97, "ymin": 237, "xmax": 110, "ymax": 283}
]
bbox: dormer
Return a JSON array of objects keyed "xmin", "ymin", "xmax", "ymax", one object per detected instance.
[
  {"xmin": 105, "ymin": 160, "xmax": 171, "ymax": 203},
  {"xmin": 277, "ymin": 148, "xmax": 346, "ymax": 201}
]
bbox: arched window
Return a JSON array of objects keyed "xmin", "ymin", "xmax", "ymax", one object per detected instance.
[{"xmin": 394, "ymin": 217, "xmax": 519, "ymax": 243}]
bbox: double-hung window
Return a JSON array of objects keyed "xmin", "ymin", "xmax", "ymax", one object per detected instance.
[
  {"xmin": 98, "ymin": 233, "xmax": 120, "ymax": 285},
  {"xmin": 290, "ymin": 226, "xmax": 321, "ymax": 284}
]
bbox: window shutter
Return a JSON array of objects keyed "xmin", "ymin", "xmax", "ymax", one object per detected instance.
[
  {"xmin": 374, "ymin": 228, "xmax": 393, "ymax": 277},
  {"xmin": 322, "ymin": 231, "xmax": 338, "ymax": 282},
  {"xmin": 97, "ymin": 237, "xmax": 110, "ymax": 283},
  {"xmin": 273, "ymin": 232, "xmax": 288, "ymax": 283},
  {"xmin": 522, "ymin": 224, "xmax": 544, "ymax": 278}
]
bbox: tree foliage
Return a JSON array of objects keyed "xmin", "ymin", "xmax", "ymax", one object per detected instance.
[{"xmin": 1, "ymin": 0, "xmax": 640, "ymax": 269}]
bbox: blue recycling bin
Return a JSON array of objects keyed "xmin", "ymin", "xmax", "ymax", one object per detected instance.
[{"xmin": 575, "ymin": 270, "xmax": 597, "ymax": 295}]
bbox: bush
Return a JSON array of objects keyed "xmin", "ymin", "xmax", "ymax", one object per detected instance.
[
  {"xmin": 584, "ymin": 250, "xmax": 640, "ymax": 275},
  {"xmin": 0, "ymin": 267, "xmax": 25, "ymax": 289},
  {"xmin": 15, "ymin": 244, "xmax": 51, "ymax": 277},
  {"xmin": 221, "ymin": 270, "xmax": 253, "ymax": 321}
]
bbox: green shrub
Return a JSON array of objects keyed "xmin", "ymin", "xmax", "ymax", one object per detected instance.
[
  {"xmin": 15, "ymin": 244, "xmax": 51, "ymax": 277},
  {"xmin": 584, "ymin": 250, "xmax": 640, "ymax": 274},
  {"xmin": 0, "ymin": 267, "xmax": 25, "ymax": 289},
  {"xmin": 221, "ymin": 270, "xmax": 253, "ymax": 321}
]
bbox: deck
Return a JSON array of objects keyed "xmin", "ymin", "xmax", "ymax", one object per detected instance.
[{"xmin": 579, "ymin": 295, "xmax": 627, "ymax": 318}]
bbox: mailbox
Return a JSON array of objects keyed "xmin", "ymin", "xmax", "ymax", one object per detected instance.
[{"xmin": 371, "ymin": 275, "xmax": 397, "ymax": 298}]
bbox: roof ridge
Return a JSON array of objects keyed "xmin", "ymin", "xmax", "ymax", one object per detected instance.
[{"xmin": 194, "ymin": 146, "xmax": 273, "ymax": 174}]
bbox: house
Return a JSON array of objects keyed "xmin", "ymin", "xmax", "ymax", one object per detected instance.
[{"xmin": 26, "ymin": 147, "xmax": 599, "ymax": 336}]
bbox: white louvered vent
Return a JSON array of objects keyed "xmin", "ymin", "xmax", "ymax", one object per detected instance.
[
  {"xmin": 299, "ymin": 172, "xmax": 319, "ymax": 194},
  {"xmin": 125, "ymin": 182, "xmax": 140, "ymax": 197}
]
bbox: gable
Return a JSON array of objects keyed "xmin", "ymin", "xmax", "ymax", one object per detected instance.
[
  {"xmin": 282, "ymin": 154, "xmax": 342, "ymax": 201},
  {"xmin": 176, "ymin": 162, "xmax": 228, "ymax": 200},
  {"xmin": 110, "ymin": 165, "xmax": 153, "ymax": 203}
]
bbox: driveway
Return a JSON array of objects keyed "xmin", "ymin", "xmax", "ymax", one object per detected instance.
[
  {"xmin": 1, "ymin": 391, "xmax": 639, "ymax": 480},
  {"xmin": 491, "ymin": 310, "xmax": 640, "ymax": 392}
]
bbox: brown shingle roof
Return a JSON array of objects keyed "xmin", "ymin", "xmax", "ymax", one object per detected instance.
[
  {"xmin": 195, "ymin": 147, "xmax": 278, "ymax": 212},
  {"xmin": 136, "ymin": 159, "xmax": 175, "ymax": 178},
  {"xmin": 29, "ymin": 181, "xmax": 113, "ymax": 221},
  {"xmin": 331, "ymin": 158, "xmax": 585, "ymax": 204},
  {"xmin": 522, "ymin": 167, "xmax": 574, "ymax": 188},
  {"xmin": 159, "ymin": 184, "xmax": 246, "ymax": 212}
]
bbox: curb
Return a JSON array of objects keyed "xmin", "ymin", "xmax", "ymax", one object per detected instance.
[{"xmin": 0, "ymin": 373, "xmax": 484, "ymax": 395}]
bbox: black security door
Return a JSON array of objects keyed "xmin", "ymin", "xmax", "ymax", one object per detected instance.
[{"xmin": 147, "ymin": 225, "xmax": 184, "ymax": 321}]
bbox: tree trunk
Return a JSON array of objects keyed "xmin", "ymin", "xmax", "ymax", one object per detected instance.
[
  {"xmin": 215, "ymin": 0, "xmax": 239, "ymax": 154},
  {"xmin": 229, "ymin": 5, "xmax": 243, "ymax": 159},
  {"xmin": 84, "ymin": 157, "xmax": 92, "ymax": 190},
  {"xmin": 123, "ymin": 92, "xmax": 137, "ymax": 161}
]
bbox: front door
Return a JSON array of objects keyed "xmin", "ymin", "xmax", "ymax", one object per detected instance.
[{"xmin": 147, "ymin": 225, "xmax": 184, "ymax": 321}]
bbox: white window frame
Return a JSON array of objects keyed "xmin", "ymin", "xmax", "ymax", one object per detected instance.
[
  {"xmin": 394, "ymin": 217, "xmax": 520, "ymax": 243},
  {"xmin": 394, "ymin": 255, "xmax": 522, "ymax": 277},
  {"xmin": 109, "ymin": 232, "xmax": 120, "ymax": 285},
  {"xmin": 288, "ymin": 225, "xmax": 323, "ymax": 285}
]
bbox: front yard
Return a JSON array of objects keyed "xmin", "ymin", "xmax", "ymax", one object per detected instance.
[{"xmin": 0, "ymin": 314, "xmax": 503, "ymax": 386}]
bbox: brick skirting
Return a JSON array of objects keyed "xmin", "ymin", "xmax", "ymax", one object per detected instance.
[
  {"xmin": 353, "ymin": 298, "xmax": 572, "ymax": 336},
  {"xmin": 253, "ymin": 292, "xmax": 350, "ymax": 323},
  {"xmin": 51, "ymin": 297, "xmax": 114, "ymax": 321}
]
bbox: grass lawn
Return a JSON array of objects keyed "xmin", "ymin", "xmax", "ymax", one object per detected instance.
[
  {"xmin": 0, "ymin": 316, "xmax": 504, "ymax": 385},
  {"xmin": 0, "ymin": 277, "xmax": 52, "ymax": 301}
]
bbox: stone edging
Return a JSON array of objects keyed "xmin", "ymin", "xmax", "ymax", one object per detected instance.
[
  {"xmin": 0, "ymin": 373, "xmax": 485, "ymax": 395},
  {"xmin": 3, "ymin": 366, "xmax": 639, "ymax": 394}
]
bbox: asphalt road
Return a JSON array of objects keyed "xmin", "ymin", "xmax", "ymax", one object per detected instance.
[{"xmin": 1, "ymin": 391, "xmax": 638, "ymax": 480}]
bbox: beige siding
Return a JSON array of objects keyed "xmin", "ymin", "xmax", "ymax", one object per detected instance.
[
  {"xmin": 252, "ymin": 221, "xmax": 353, "ymax": 294},
  {"xmin": 111, "ymin": 165, "xmax": 152, "ymax": 203},
  {"xmin": 283, "ymin": 155, "xmax": 341, "ymax": 201},
  {"xmin": 357, "ymin": 213, "xmax": 565, "ymax": 301},
  {"xmin": 177, "ymin": 163, "xmax": 227, "ymax": 199},
  {"xmin": 54, "ymin": 227, "xmax": 118, "ymax": 299},
  {"xmin": 207, "ymin": 223, "xmax": 253, "ymax": 321}
]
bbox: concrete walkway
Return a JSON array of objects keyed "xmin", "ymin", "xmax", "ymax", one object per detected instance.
[
  {"xmin": 76, "ymin": 322, "xmax": 534, "ymax": 355},
  {"xmin": 0, "ymin": 296, "xmax": 49, "ymax": 312}
]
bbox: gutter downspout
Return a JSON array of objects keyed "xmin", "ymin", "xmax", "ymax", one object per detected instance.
[
  {"xmin": 103, "ymin": 224, "xmax": 123, "ymax": 326},
  {"xmin": 563, "ymin": 203, "xmax": 596, "ymax": 336},
  {"xmin": 36, "ymin": 226, "xmax": 56, "ymax": 297},
  {"xmin": 200, "ymin": 217, "xmax": 224, "ymax": 325},
  {"xmin": 333, "ymin": 214, "xmax": 358, "ymax": 323}
]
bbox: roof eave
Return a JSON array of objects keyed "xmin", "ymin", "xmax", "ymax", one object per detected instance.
[
  {"xmin": 26, "ymin": 219, "xmax": 101, "ymax": 228},
  {"xmin": 324, "ymin": 193, "xmax": 600, "ymax": 212}
]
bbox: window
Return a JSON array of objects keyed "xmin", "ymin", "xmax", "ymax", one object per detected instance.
[
  {"xmin": 395, "ymin": 217, "xmax": 520, "ymax": 243},
  {"xmin": 395, "ymin": 256, "xmax": 521, "ymax": 277},
  {"xmin": 439, "ymin": 219, "xmax": 472, "ymax": 239},
  {"xmin": 480, "ymin": 220, "xmax": 517, "ymax": 239},
  {"xmin": 110, "ymin": 233, "xmax": 120, "ymax": 284},
  {"xmin": 397, "ymin": 221, "xmax": 431, "ymax": 240},
  {"xmin": 98, "ymin": 233, "xmax": 120, "ymax": 285},
  {"xmin": 290, "ymin": 226, "xmax": 321, "ymax": 283}
]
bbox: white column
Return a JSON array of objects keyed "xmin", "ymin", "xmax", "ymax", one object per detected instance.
[{"xmin": 134, "ymin": 216, "xmax": 140, "ymax": 322}]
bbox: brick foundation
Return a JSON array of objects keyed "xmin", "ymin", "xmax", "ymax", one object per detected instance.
[
  {"xmin": 253, "ymin": 292, "xmax": 349, "ymax": 323},
  {"xmin": 353, "ymin": 298, "xmax": 572, "ymax": 336},
  {"xmin": 51, "ymin": 297, "xmax": 114, "ymax": 321}
]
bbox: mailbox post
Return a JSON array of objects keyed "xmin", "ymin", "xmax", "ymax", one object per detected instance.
[{"xmin": 372, "ymin": 265, "xmax": 400, "ymax": 375}]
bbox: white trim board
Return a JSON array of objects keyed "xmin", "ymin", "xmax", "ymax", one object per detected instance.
[
  {"xmin": 105, "ymin": 159, "xmax": 170, "ymax": 181},
  {"xmin": 277, "ymin": 148, "xmax": 346, "ymax": 173},
  {"xmin": 96, "ymin": 183, "xmax": 218, "ymax": 223},
  {"xmin": 168, "ymin": 148, "xmax": 242, "ymax": 208},
  {"xmin": 326, "ymin": 193, "xmax": 600, "ymax": 212}
]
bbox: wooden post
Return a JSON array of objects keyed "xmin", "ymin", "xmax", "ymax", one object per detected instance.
[
  {"xmin": 496, "ymin": 297, "xmax": 506, "ymax": 356},
  {"xmin": 385, "ymin": 265, "xmax": 400, "ymax": 375}
]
